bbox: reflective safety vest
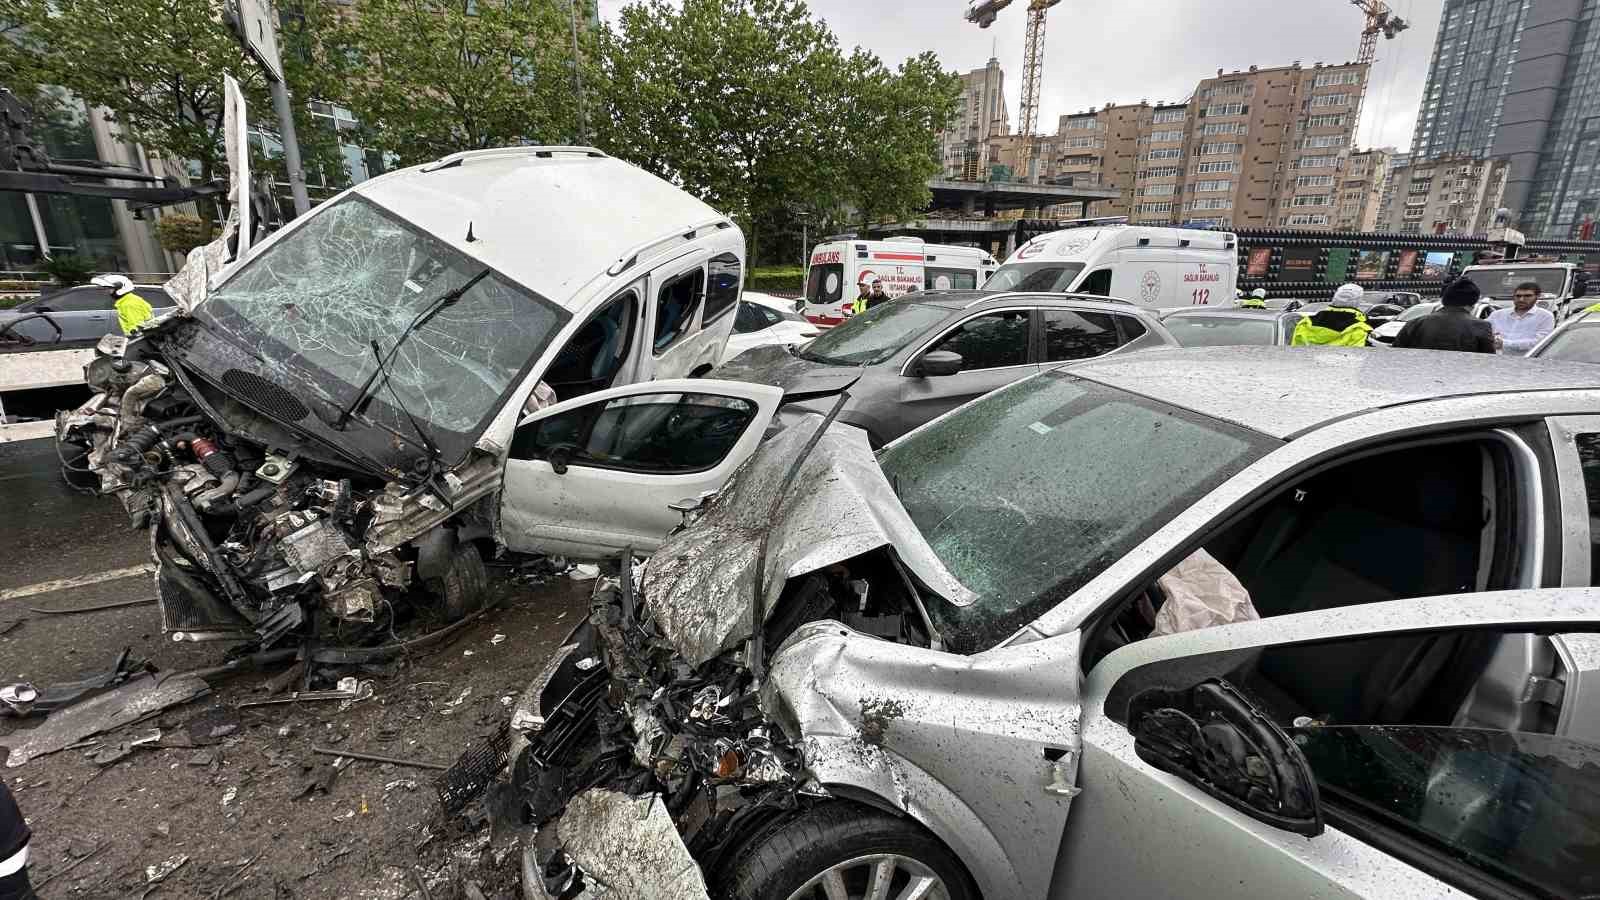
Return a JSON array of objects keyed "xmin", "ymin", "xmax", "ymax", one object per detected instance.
[
  {"xmin": 116, "ymin": 292, "xmax": 154, "ymax": 335},
  {"xmin": 1291, "ymin": 305, "xmax": 1371, "ymax": 347},
  {"xmin": 1237, "ymin": 298, "xmax": 1267, "ymax": 309},
  {"xmin": 851, "ymin": 294, "xmax": 869, "ymax": 315}
]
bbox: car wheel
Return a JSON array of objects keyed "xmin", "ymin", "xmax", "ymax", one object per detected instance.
[
  {"xmin": 428, "ymin": 541, "xmax": 488, "ymax": 622},
  {"xmin": 727, "ymin": 802, "xmax": 977, "ymax": 900}
]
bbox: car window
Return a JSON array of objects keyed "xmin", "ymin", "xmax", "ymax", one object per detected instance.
[
  {"xmin": 805, "ymin": 263, "xmax": 844, "ymax": 306},
  {"xmin": 45, "ymin": 287, "xmax": 114, "ymax": 312},
  {"xmin": 925, "ymin": 266, "xmax": 977, "ymax": 291},
  {"xmin": 703, "ymin": 253, "xmax": 740, "ymax": 324},
  {"xmin": 983, "ymin": 261, "xmax": 1086, "ymax": 293},
  {"xmin": 1076, "ymin": 268, "xmax": 1113, "ymax": 297},
  {"xmin": 139, "ymin": 287, "xmax": 174, "ymax": 308},
  {"xmin": 796, "ymin": 302, "xmax": 951, "ymax": 366},
  {"xmin": 654, "ymin": 267, "xmax": 704, "ymax": 355},
  {"xmin": 1162, "ymin": 315, "xmax": 1279, "ymax": 348},
  {"xmin": 1042, "ymin": 309, "xmax": 1120, "ymax": 361},
  {"xmin": 1116, "ymin": 315, "xmax": 1147, "ymax": 342},
  {"xmin": 1573, "ymin": 433, "xmax": 1600, "ymax": 584},
  {"xmin": 1535, "ymin": 324, "xmax": 1600, "ymax": 362},
  {"xmin": 510, "ymin": 392, "xmax": 757, "ymax": 474},
  {"xmin": 733, "ymin": 302, "xmax": 770, "ymax": 334},
  {"xmin": 928, "ymin": 310, "xmax": 1031, "ymax": 370}
]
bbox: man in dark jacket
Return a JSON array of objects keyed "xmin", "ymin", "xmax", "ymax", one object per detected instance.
[
  {"xmin": 0, "ymin": 780, "xmax": 33, "ymax": 900},
  {"xmin": 1393, "ymin": 278, "xmax": 1496, "ymax": 353}
]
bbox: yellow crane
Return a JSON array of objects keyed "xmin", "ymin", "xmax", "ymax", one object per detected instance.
[
  {"xmin": 1348, "ymin": 0, "xmax": 1409, "ymax": 144},
  {"xmin": 965, "ymin": 0, "xmax": 1062, "ymax": 184}
]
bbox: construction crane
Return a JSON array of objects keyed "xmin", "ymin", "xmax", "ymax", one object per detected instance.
[
  {"xmin": 965, "ymin": 0, "xmax": 1062, "ymax": 185},
  {"xmin": 1348, "ymin": 0, "xmax": 1409, "ymax": 145}
]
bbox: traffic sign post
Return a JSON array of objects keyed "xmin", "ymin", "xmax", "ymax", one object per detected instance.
[{"xmin": 226, "ymin": 0, "xmax": 309, "ymax": 217}]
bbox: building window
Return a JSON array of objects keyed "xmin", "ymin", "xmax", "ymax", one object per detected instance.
[
  {"xmin": 1188, "ymin": 197, "xmax": 1231, "ymax": 210},
  {"xmin": 1204, "ymin": 82, "xmax": 1247, "ymax": 97},
  {"xmin": 1301, "ymin": 134, "xmax": 1347, "ymax": 149},
  {"xmin": 1194, "ymin": 179, "xmax": 1233, "ymax": 192},
  {"xmin": 1146, "ymin": 148, "xmax": 1183, "ymax": 161},
  {"xmin": 1140, "ymin": 184, "xmax": 1177, "ymax": 197},
  {"xmin": 1063, "ymin": 136, "xmax": 1105, "ymax": 149},
  {"xmin": 1063, "ymin": 116, "xmax": 1101, "ymax": 130},
  {"xmin": 1306, "ymin": 114, "xmax": 1348, "ymax": 128},
  {"xmin": 1149, "ymin": 130, "xmax": 1184, "ymax": 142},
  {"xmin": 1310, "ymin": 93, "xmax": 1351, "ymax": 108},
  {"xmin": 1298, "ymin": 155, "xmax": 1338, "ymax": 168},
  {"xmin": 1137, "ymin": 201, "xmax": 1174, "ymax": 214},
  {"xmin": 1194, "ymin": 160, "xmax": 1238, "ymax": 174},
  {"xmin": 1285, "ymin": 214, "xmax": 1330, "ymax": 226},
  {"xmin": 1297, "ymin": 174, "xmax": 1335, "ymax": 188},
  {"xmin": 1203, "ymin": 102, "xmax": 1246, "ymax": 117},
  {"xmin": 1139, "ymin": 166, "xmax": 1179, "ymax": 179},
  {"xmin": 1198, "ymin": 142, "xmax": 1242, "ymax": 156},
  {"xmin": 1314, "ymin": 71, "xmax": 1362, "ymax": 87},
  {"xmin": 1152, "ymin": 109, "xmax": 1186, "ymax": 124},
  {"xmin": 1291, "ymin": 194, "xmax": 1331, "ymax": 206},
  {"xmin": 1199, "ymin": 122, "xmax": 1244, "ymax": 136}
]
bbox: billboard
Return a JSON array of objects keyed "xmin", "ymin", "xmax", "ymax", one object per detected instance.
[
  {"xmin": 1281, "ymin": 246, "xmax": 1320, "ymax": 278},
  {"xmin": 1245, "ymin": 247, "xmax": 1272, "ymax": 277},
  {"xmin": 1355, "ymin": 249, "xmax": 1389, "ymax": 280},
  {"xmin": 1396, "ymin": 249, "xmax": 1418, "ymax": 277},
  {"xmin": 1325, "ymin": 248, "xmax": 1353, "ymax": 283},
  {"xmin": 1422, "ymin": 251, "xmax": 1452, "ymax": 278}
]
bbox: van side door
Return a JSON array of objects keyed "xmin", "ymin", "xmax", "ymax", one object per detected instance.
[{"xmin": 646, "ymin": 251, "xmax": 719, "ymax": 379}]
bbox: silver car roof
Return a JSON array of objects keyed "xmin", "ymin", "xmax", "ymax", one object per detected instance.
[{"xmin": 1064, "ymin": 345, "xmax": 1600, "ymax": 439}]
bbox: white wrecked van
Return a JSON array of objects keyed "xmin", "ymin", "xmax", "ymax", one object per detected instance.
[
  {"xmin": 57, "ymin": 146, "xmax": 749, "ymax": 649},
  {"xmin": 986, "ymin": 223, "xmax": 1238, "ymax": 309}
]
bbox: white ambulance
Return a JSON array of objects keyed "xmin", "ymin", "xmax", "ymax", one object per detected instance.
[
  {"xmin": 800, "ymin": 237, "xmax": 998, "ymax": 326},
  {"xmin": 985, "ymin": 223, "xmax": 1239, "ymax": 310}
]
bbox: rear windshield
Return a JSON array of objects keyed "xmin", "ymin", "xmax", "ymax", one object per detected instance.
[
  {"xmin": 795, "ymin": 301, "xmax": 949, "ymax": 366},
  {"xmin": 1163, "ymin": 315, "xmax": 1279, "ymax": 347},
  {"xmin": 984, "ymin": 261, "xmax": 1085, "ymax": 293},
  {"xmin": 1533, "ymin": 324, "xmax": 1600, "ymax": 363},
  {"xmin": 805, "ymin": 263, "xmax": 845, "ymax": 306}
]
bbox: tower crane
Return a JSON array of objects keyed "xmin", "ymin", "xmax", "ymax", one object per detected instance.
[
  {"xmin": 965, "ymin": 0, "xmax": 1062, "ymax": 184},
  {"xmin": 1348, "ymin": 0, "xmax": 1408, "ymax": 145}
]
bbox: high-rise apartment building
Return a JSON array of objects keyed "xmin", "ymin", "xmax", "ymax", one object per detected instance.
[
  {"xmin": 1377, "ymin": 151, "xmax": 1412, "ymax": 227},
  {"xmin": 1410, "ymin": 0, "xmax": 1600, "ymax": 237},
  {"xmin": 1335, "ymin": 148, "xmax": 1393, "ymax": 231},
  {"xmin": 1054, "ymin": 103, "xmax": 1149, "ymax": 216},
  {"xmin": 940, "ymin": 57, "xmax": 1010, "ymax": 181},
  {"xmin": 1377, "ymin": 154, "xmax": 1509, "ymax": 235}
]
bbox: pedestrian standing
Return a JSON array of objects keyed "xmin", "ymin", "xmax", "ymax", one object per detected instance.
[
  {"xmin": 1291, "ymin": 283, "xmax": 1371, "ymax": 347},
  {"xmin": 0, "ymin": 780, "xmax": 33, "ymax": 900},
  {"xmin": 1487, "ymin": 281, "xmax": 1555, "ymax": 356},
  {"xmin": 1392, "ymin": 278, "xmax": 1496, "ymax": 353},
  {"xmin": 865, "ymin": 279, "xmax": 891, "ymax": 310}
]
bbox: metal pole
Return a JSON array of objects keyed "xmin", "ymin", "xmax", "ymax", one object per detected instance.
[
  {"xmin": 23, "ymin": 193, "xmax": 51, "ymax": 260},
  {"xmin": 569, "ymin": 1, "xmax": 587, "ymax": 143},
  {"xmin": 270, "ymin": 78, "xmax": 311, "ymax": 217}
]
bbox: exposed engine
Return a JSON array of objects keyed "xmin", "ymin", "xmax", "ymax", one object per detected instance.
[{"xmin": 56, "ymin": 339, "xmax": 492, "ymax": 649}]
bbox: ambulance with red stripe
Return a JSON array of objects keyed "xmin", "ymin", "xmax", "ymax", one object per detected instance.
[
  {"xmin": 800, "ymin": 237, "xmax": 998, "ymax": 326},
  {"xmin": 984, "ymin": 222, "xmax": 1239, "ymax": 310}
]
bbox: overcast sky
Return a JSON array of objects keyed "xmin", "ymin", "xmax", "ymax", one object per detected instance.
[{"xmin": 596, "ymin": 0, "xmax": 1445, "ymax": 152}]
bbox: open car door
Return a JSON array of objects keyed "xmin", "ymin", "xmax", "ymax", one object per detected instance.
[
  {"xmin": 1049, "ymin": 590, "xmax": 1600, "ymax": 900},
  {"xmin": 499, "ymin": 378, "xmax": 784, "ymax": 559}
]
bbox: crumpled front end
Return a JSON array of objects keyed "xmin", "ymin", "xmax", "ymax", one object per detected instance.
[{"xmin": 56, "ymin": 335, "xmax": 502, "ymax": 649}]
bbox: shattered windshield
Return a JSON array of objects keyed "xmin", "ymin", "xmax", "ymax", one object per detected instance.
[
  {"xmin": 878, "ymin": 371, "xmax": 1277, "ymax": 652},
  {"xmin": 196, "ymin": 195, "xmax": 564, "ymax": 459},
  {"xmin": 795, "ymin": 301, "xmax": 949, "ymax": 365}
]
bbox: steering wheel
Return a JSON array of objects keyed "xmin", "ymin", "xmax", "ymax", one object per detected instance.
[{"xmin": 0, "ymin": 311, "xmax": 63, "ymax": 346}]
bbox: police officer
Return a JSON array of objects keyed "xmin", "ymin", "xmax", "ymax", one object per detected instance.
[
  {"xmin": 849, "ymin": 277, "xmax": 874, "ymax": 316},
  {"xmin": 1291, "ymin": 283, "xmax": 1371, "ymax": 347},
  {"xmin": 1238, "ymin": 288, "xmax": 1268, "ymax": 309},
  {"xmin": 91, "ymin": 275, "xmax": 152, "ymax": 335},
  {"xmin": 0, "ymin": 780, "xmax": 33, "ymax": 900}
]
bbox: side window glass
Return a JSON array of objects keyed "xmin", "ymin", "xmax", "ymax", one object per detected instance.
[
  {"xmin": 544, "ymin": 290, "xmax": 637, "ymax": 399},
  {"xmin": 1117, "ymin": 315, "xmax": 1148, "ymax": 343},
  {"xmin": 704, "ymin": 252, "xmax": 741, "ymax": 324},
  {"xmin": 1575, "ymin": 433, "xmax": 1600, "ymax": 584},
  {"xmin": 733, "ymin": 303, "xmax": 765, "ymax": 334},
  {"xmin": 925, "ymin": 267, "xmax": 977, "ymax": 291},
  {"xmin": 654, "ymin": 268, "xmax": 705, "ymax": 355},
  {"xmin": 928, "ymin": 311, "xmax": 1030, "ymax": 371},
  {"xmin": 1043, "ymin": 310, "xmax": 1120, "ymax": 362},
  {"xmin": 759, "ymin": 306, "xmax": 783, "ymax": 326},
  {"xmin": 511, "ymin": 392, "xmax": 757, "ymax": 473},
  {"xmin": 1077, "ymin": 268, "xmax": 1114, "ymax": 296},
  {"xmin": 50, "ymin": 288, "xmax": 114, "ymax": 312}
]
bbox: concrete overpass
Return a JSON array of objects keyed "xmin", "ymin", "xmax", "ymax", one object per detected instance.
[{"xmin": 927, "ymin": 179, "xmax": 1121, "ymax": 216}]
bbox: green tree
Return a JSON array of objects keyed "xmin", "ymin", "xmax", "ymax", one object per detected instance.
[
  {"xmin": 838, "ymin": 51, "xmax": 961, "ymax": 230},
  {"xmin": 336, "ymin": 0, "xmax": 594, "ymax": 167},
  {"xmin": 0, "ymin": 0, "xmax": 347, "ymax": 229}
]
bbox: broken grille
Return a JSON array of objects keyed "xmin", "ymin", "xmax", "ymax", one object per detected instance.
[{"xmin": 221, "ymin": 369, "xmax": 309, "ymax": 422}]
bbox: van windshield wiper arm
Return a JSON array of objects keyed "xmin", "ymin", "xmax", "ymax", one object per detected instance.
[{"xmin": 332, "ymin": 267, "xmax": 492, "ymax": 430}]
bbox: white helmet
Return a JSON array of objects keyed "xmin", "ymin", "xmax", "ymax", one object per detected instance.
[
  {"xmin": 91, "ymin": 274, "xmax": 134, "ymax": 297},
  {"xmin": 1332, "ymin": 283, "xmax": 1365, "ymax": 306},
  {"xmin": 1250, "ymin": 288, "xmax": 1268, "ymax": 300}
]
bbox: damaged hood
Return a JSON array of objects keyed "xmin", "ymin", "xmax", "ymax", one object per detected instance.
[
  {"xmin": 712, "ymin": 344, "xmax": 860, "ymax": 398},
  {"xmin": 642, "ymin": 418, "xmax": 974, "ymax": 667}
]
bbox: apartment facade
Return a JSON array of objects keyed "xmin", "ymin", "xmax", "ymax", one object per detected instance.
[
  {"xmin": 939, "ymin": 57, "xmax": 1011, "ymax": 181},
  {"xmin": 1410, "ymin": 0, "xmax": 1600, "ymax": 237},
  {"xmin": 1377, "ymin": 154, "xmax": 1509, "ymax": 235},
  {"xmin": 1334, "ymin": 148, "xmax": 1393, "ymax": 231}
]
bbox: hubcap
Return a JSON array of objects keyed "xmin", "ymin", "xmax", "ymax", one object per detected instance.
[{"xmin": 784, "ymin": 852, "xmax": 951, "ymax": 900}]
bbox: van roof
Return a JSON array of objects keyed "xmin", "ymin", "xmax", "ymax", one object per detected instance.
[
  {"xmin": 1009, "ymin": 225, "xmax": 1236, "ymax": 262},
  {"xmin": 353, "ymin": 148, "xmax": 732, "ymax": 304}
]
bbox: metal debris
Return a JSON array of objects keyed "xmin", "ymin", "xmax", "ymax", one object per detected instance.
[
  {"xmin": 2, "ymin": 672, "xmax": 208, "ymax": 766},
  {"xmin": 235, "ymin": 680, "xmax": 371, "ymax": 708},
  {"xmin": 145, "ymin": 853, "xmax": 190, "ymax": 885},
  {"xmin": 311, "ymin": 745, "xmax": 449, "ymax": 771}
]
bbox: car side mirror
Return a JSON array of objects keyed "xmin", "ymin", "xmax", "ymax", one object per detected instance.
[
  {"xmin": 1129, "ymin": 679, "xmax": 1323, "ymax": 837},
  {"xmin": 1572, "ymin": 273, "xmax": 1588, "ymax": 300},
  {"xmin": 545, "ymin": 444, "xmax": 577, "ymax": 475},
  {"xmin": 916, "ymin": 350, "xmax": 964, "ymax": 377}
]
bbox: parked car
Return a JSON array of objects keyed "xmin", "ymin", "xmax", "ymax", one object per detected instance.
[
  {"xmin": 1159, "ymin": 307, "xmax": 1300, "ymax": 347},
  {"xmin": 710, "ymin": 290, "xmax": 1176, "ymax": 447},
  {"xmin": 717, "ymin": 292, "xmax": 819, "ymax": 363},
  {"xmin": 1367, "ymin": 290, "xmax": 1424, "ymax": 308},
  {"xmin": 1369, "ymin": 301, "xmax": 1440, "ymax": 346},
  {"xmin": 0, "ymin": 284, "xmax": 174, "ymax": 345},
  {"xmin": 503, "ymin": 346, "xmax": 1600, "ymax": 900},
  {"xmin": 1529, "ymin": 304, "xmax": 1600, "ymax": 362},
  {"xmin": 58, "ymin": 146, "xmax": 749, "ymax": 651}
]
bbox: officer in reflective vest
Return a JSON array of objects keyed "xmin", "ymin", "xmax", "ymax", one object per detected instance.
[
  {"xmin": 1238, "ymin": 288, "xmax": 1268, "ymax": 309},
  {"xmin": 850, "ymin": 276, "xmax": 877, "ymax": 315},
  {"xmin": 92, "ymin": 274, "xmax": 153, "ymax": 334},
  {"xmin": 1291, "ymin": 282, "xmax": 1371, "ymax": 347}
]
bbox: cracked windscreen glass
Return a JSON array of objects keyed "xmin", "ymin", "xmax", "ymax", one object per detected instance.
[
  {"xmin": 196, "ymin": 195, "xmax": 563, "ymax": 460},
  {"xmin": 877, "ymin": 371, "xmax": 1278, "ymax": 652},
  {"xmin": 795, "ymin": 301, "xmax": 950, "ymax": 365}
]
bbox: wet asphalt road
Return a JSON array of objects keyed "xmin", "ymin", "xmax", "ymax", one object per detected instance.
[{"xmin": 0, "ymin": 437, "xmax": 220, "ymax": 685}]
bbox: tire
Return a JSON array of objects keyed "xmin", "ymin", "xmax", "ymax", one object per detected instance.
[
  {"xmin": 428, "ymin": 541, "xmax": 489, "ymax": 622},
  {"xmin": 726, "ymin": 802, "xmax": 978, "ymax": 900}
]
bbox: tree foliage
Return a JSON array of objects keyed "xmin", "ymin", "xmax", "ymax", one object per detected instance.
[
  {"xmin": 335, "ymin": 0, "xmax": 596, "ymax": 167},
  {"xmin": 0, "ymin": 0, "xmax": 347, "ymax": 225},
  {"xmin": 596, "ymin": 0, "xmax": 960, "ymax": 261}
]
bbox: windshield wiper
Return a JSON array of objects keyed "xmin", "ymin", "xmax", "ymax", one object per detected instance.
[
  {"xmin": 365, "ymin": 339, "xmax": 453, "ymax": 506},
  {"xmin": 332, "ymin": 268, "xmax": 492, "ymax": 430}
]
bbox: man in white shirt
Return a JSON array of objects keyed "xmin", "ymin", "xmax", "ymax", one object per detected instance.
[{"xmin": 1488, "ymin": 282, "xmax": 1556, "ymax": 356}]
